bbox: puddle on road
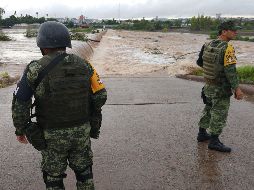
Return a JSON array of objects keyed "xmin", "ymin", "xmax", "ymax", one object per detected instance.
[{"xmin": 195, "ymin": 143, "xmax": 226, "ymax": 189}]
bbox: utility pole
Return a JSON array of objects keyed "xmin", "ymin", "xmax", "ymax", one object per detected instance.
[{"xmin": 118, "ymin": 2, "xmax": 120, "ymax": 23}]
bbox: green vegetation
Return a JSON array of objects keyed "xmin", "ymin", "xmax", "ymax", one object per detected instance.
[
  {"xmin": 188, "ymin": 67, "xmax": 203, "ymax": 76},
  {"xmin": 237, "ymin": 66, "xmax": 254, "ymax": 84},
  {"xmin": 116, "ymin": 19, "xmax": 181, "ymax": 31},
  {"xmin": 0, "ymin": 72, "xmax": 19, "ymax": 88},
  {"xmin": 25, "ymin": 28, "xmax": 38, "ymax": 37},
  {"xmin": 190, "ymin": 15, "xmax": 219, "ymax": 31},
  {"xmin": 0, "ymin": 72, "xmax": 9, "ymax": 78},
  {"xmin": 71, "ymin": 27, "xmax": 94, "ymax": 33},
  {"xmin": 70, "ymin": 32, "xmax": 88, "ymax": 41},
  {"xmin": 189, "ymin": 66, "xmax": 254, "ymax": 84},
  {"xmin": 0, "ymin": 31, "xmax": 11, "ymax": 41},
  {"xmin": 210, "ymin": 31, "xmax": 254, "ymax": 42},
  {"xmin": 0, "ymin": 7, "xmax": 57, "ymax": 28}
]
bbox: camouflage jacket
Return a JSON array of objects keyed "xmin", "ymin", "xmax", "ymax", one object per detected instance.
[{"xmin": 12, "ymin": 51, "xmax": 107, "ymax": 135}]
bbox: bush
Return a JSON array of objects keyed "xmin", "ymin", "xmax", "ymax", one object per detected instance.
[
  {"xmin": 70, "ymin": 32, "xmax": 88, "ymax": 41},
  {"xmin": 25, "ymin": 28, "xmax": 38, "ymax": 37},
  {"xmin": 0, "ymin": 32, "xmax": 11, "ymax": 41},
  {"xmin": 162, "ymin": 27, "xmax": 168, "ymax": 33},
  {"xmin": 0, "ymin": 72, "xmax": 14, "ymax": 88}
]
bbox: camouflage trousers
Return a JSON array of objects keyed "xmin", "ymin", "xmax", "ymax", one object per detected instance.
[
  {"xmin": 41, "ymin": 123, "xmax": 94, "ymax": 190},
  {"xmin": 198, "ymin": 85, "xmax": 230, "ymax": 135}
]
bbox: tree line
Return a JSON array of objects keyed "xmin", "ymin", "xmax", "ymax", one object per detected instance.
[
  {"xmin": 1, "ymin": 7, "xmax": 254, "ymax": 32},
  {"xmin": 111, "ymin": 15, "xmax": 254, "ymax": 32},
  {"xmin": 0, "ymin": 8, "xmax": 56, "ymax": 27}
]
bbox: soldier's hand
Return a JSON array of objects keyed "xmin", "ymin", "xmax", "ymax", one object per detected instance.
[
  {"xmin": 16, "ymin": 135, "xmax": 29, "ymax": 144},
  {"xmin": 234, "ymin": 87, "xmax": 244, "ymax": 100}
]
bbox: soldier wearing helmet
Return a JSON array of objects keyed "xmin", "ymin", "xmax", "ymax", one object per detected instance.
[
  {"xmin": 196, "ymin": 20, "xmax": 244, "ymax": 152},
  {"xmin": 12, "ymin": 21, "xmax": 107, "ymax": 189}
]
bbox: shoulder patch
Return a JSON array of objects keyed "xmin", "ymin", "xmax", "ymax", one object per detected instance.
[
  {"xmin": 224, "ymin": 44, "xmax": 237, "ymax": 66},
  {"xmin": 89, "ymin": 64, "xmax": 105, "ymax": 94}
]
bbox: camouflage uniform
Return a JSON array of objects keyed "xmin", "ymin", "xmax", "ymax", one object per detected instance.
[
  {"xmin": 12, "ymin": 51, "xmax": 107, "ymax": 190},
  {"xmin": 198, "ymin": 39, "xmax": 239, "ymax": 136}
]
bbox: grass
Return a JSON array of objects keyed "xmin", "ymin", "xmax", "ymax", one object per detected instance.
[
  {"xmin": 70, "ymin": 27, "xmax": 94, "ymax": 33},
  {"xmin": 188, "ymin": 66, "xmax": 254, "ymax": 84},
  {"xmin": 237, "ymin": 65, "xmax": 254, "ymax": 84},
  {"xmin": 187, "ymin": 67, "xmax": 203, "ymax": 76}
]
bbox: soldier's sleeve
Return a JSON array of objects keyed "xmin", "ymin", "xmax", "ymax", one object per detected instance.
[
  {"xmin": 196, "ymin": 45, "xmax": 205, "ymax": 67},
  {"xmin": 11, "ymin": 61, "xmax": 40, "ymax": 135},
  {"xmin": 223, "ymin": 44, "xmax": 239, "ymax": 90},
  {"xmin": 88, "ymin": 62, "xmax": 107, "ymax": 111}
]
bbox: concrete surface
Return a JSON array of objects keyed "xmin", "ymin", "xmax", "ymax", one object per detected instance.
[{"xmin": 0, "ymin": 76, "xmax": 253, "ymax": 190}]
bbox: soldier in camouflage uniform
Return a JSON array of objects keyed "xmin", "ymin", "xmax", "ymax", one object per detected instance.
[
  {"xmin": 12, "ymin": 21, "xmax": 107, "ymax": 189},
  {"xmin": 196, "ymin": 20, "xmax": 244, "ymax": 152}
]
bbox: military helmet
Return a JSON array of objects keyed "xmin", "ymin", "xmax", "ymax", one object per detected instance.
[
  {"xmin": 37, "ymin": 21, "xmax": 72, "ymax": 48},
  {"xmin": 218, "ymin": 20, "xmax": 239, "ymax": 31}
]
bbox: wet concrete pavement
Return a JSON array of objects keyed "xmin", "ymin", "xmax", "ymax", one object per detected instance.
[{"xmin": 0, "ymin": 76, "xmax": 253, "ymax": 190}]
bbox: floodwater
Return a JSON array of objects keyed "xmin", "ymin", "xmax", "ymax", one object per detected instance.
[
  {"xmin": 0, "ymin": 29, "xmax": 40, "ymax": 66},
  {"xmin": 1, "ymin": 29, "xmax": 254, "ymax": 77},
  {"xmin": 0, "ymin": 29, "xmax": 94, "ymax": 76},
  {"xmin": 91, "ymin": 30, "xmax": 254, "ymax": 76}
]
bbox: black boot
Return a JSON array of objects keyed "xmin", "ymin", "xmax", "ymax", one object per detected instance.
[
  {"xmin": 208, "ymin": 135, "xmax": 231, "ymax": 152},
  {"xmin": 197, "ymin": 128, "xmax": 211, "ymax": 142}
]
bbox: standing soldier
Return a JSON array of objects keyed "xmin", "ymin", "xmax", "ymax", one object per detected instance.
[
  {"xmin": 12, "ymin": 21, "xmax": 107, "ymax": 189},
  {"xmin": 196, "ymin": 20, "xmax": 244, "ymax": 152}
]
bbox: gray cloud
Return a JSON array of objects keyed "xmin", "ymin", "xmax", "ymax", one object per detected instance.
[{"xmin": 3, "ymin": 0, "xmax": 254, "ymax": 19}]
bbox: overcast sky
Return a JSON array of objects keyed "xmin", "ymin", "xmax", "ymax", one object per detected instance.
[{"xmin": 1, "ymin": 0, "xmax": 253, "ymax": 19}]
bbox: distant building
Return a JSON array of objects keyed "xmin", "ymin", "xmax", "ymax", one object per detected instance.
[
  {"xmin": 56, "ymin": 18, "xmax": 67, "ymax": 23},
  {"xmin": 79, "ymin": 15, "xmax": 85, "ymax": 24},
  {"xmin": 216, "ymin": 13, "xmax": 222, "ymax": 19}
]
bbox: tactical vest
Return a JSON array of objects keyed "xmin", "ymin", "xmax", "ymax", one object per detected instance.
[
  {"xmin": 202, "ymin": 40, "xmax": 227, "ymax": 81},
  {"xmin": 34, "ymin": 53, "xmax": 92, "ymax": 129}
]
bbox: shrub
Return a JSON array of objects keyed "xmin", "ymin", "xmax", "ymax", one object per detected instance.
[{"xmin": 0, "ymin": 32, "xmax": 11, "ymax": 41}]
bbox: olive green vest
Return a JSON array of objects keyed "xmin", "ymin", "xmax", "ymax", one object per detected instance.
[
  {"xmin": 35, "ymin": 53, "xmax": 92, "ymax": 129},
  {"xmin": 202, "ymin": 39, "xmax": 228, "ymax": 81}
]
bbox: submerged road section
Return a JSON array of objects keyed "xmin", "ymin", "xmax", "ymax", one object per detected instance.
[{"xmin": 0, "ymin": 76, "xmax": 253, "ymax": 190}]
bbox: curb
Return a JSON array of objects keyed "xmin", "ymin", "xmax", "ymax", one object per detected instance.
[{"xmin": 176, "ymin": 74, "xmax": 254, "ymax": 96}]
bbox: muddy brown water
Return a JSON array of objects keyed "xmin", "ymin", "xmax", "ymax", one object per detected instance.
[{"xmin": 0, "ymin": 29, "xmax": 95, "ymax": 77}]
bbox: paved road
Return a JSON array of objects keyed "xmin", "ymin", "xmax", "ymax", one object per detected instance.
[{"xmin": 0, "ymin": 76, "xmax": 253, "ymax": 190}]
